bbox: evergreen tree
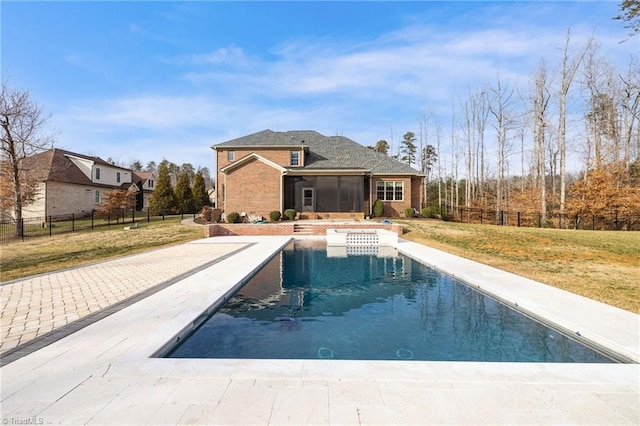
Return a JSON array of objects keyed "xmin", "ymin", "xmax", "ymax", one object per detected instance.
[
  {"xmin": 400, "ymin": 132, "xmax": 417, "ymax": 166},
  {"xmin": 374, "ymin": 139, "xmax": 390, "ymax": 154},
  {"xmin": 130, "ymin": 160, "xmax": 143, "ymax": 172},
  {"xmin": 192, "ymin": 170, "xmax": 210, "ymax": 211},
  {"xmin": 148, "ymin": 160, "xmax": 176, "ymax": 215},
  {"xmin": 174, "ymin": 170, "xmax": 195, "ymax": 213}
]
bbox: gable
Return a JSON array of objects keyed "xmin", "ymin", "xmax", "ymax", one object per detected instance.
[{"xmin": 220, "ymin": 153, "xmax": 287, "ymax": 174}]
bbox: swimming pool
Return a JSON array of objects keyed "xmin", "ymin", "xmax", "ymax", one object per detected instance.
[{"xmin": 166, "ymin": 240, "xmax": 616, "ymax": 363}]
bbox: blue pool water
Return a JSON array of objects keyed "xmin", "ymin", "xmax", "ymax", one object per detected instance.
[{"xmin": 167, "ymin": 240, "xmax": 615, "ymax": 362}]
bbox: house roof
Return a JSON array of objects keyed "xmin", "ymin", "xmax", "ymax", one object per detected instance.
[
  {"xmin": 22, "ymin": 149, "xmax": 94, "ymax": 185},
  {"xmin": 21, "ymin": 148, "xmax": 131, "ymax": 187},
  {"xmin": 213, "ymin": 130, "xmax": 423, "ymax": 176}
]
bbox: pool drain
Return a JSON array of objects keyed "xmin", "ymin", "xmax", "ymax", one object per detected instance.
[
  {"xmin": 396, "ymin": 348, "xmax": 414, "ymax": 360},
  {"xmin": 317, "ymin": 347, "xmax": 335, "ymax": 359}
]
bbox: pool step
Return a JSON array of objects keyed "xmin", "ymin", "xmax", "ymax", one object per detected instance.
[{"xmin": 293, "ymin": 224, "xmax": 314, "ymax": 235}]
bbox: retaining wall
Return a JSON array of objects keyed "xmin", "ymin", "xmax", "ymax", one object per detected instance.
[{"xmin": 204, "ymin": 222, "xmax": 403, "ymax": 237}]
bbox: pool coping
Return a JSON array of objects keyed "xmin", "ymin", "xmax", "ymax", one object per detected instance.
[{"xmin": 1, "ymin": 236, "xmax": 638, "ymax": 425}]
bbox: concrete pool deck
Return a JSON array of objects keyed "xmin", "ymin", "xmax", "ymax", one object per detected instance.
[{"xmin": 1, "ymin": 236, "xmax": 638, "ymax": 425}]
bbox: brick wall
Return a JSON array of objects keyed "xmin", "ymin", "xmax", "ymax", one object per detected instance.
[
  {"xmin": 204, "ymin": 222, "xmax": 403, "ymax": 237},
  {"xmin": 371, "ymin": 176, "xmax": 415, "ymax": 217},
  {"xmin": 224, "ymin": 159, "xmax": 282, "ymax": 219}
]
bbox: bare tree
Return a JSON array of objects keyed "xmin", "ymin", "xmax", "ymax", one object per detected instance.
[
  {"xmin": 0, "ymin": 80, "xmax": 54, "ymax": 232},
  {"xmin": 619, "ymin": 56, "xmax": 640, "ymax": 172},
  {"xmin": 488, "ymin": 73, "xmax": 517, "ymax": 216},
  {"xmin": 532, "ymin": 59, "xmax": 552, "ymax": 223},
  {"xmin": 557, "ymin": 29, "xmax": 592, "ymax": 213}
]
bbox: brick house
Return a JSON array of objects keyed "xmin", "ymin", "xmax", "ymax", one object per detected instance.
[
  {"xmin": 211, "ymin": 130, "xmax": 424, "ymax": 219},
  {"xmin": 17, "ymin": 148, "xmax": 155, "ymax": 219}
]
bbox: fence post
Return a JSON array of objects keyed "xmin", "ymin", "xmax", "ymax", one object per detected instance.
[
  {"xmin": 500, "ymin": 211, "xmax": 504, "ymax": 226},
  {"xmin": 132, "ymin": 206, "xmax": 135, "ymax": 224},
  {"xmin": 538, "ymin": 213, "xmax": 542, "ymax": 228},
  {"xmin": 480, "ymin": 209, "xmax": 483, "ymax": 224},
  {"xmin": 49, "ymin": 216, "xmax": 52, "ymax": 237},
  {"xmin": 21, "ymin": 218, "xmax": 24, "ymax": 241},
  {"xmin": 592, "ymin": 215, "xmax": 595, "ymax": 231},
  {"xmin": 614, "ymin": 210, "xmax": 619, "ymax": 230},
  {"xmin": 559, "ymin": 213, "xmax": 562, "ymax": 229},
  {"xmin": 72, "ymin": 213, "xmax": 75, "ymax": 232},
  {"xmin": 108, "ymin": 213, "xmax": 110, "ymax": 227},
  {"xmin": 91, "ymin": 210, "xmax": 94, "ymax": 229},
  {"xmin": 517, "ymin": 211, "xmax": 521, "ymax": 227},
  {"xmin": 147, "ymin": 209, "xmax": 150, "ymax": 222}
]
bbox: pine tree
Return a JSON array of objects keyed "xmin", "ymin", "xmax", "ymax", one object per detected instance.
[
  {"xmin": 174, "ymin": 170, "xmax": 195, "ymax": 214},
  {"xmin": 192, "ymin": 170, "xmax": 210, "ymax": 211},
  {"xmin": 148, "ymin": 160, "xmax": 177, "ymax": 215},
  {"xmin": 400, "ymin": 132, "xmax": 417, "ymax": 166}
]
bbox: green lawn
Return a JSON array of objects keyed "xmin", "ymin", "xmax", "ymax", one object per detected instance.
[
  {"xmin": 399, "ymin": 219, "xmax": 640, "ymax": 314},
  {"xmin": 0, "ymin": 218, "xmax": 203, "ymax": 282}
]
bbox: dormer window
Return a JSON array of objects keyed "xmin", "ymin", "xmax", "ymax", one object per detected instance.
[{"xmin": 290, "ymin": 151, "xmax": 300, "ymax": 167}]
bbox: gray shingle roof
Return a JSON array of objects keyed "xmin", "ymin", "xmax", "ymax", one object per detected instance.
[{"xmin": 213, "ymin": 130, "xmax": 422, "ymax": 175}]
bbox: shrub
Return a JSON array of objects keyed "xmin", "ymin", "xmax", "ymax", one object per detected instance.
[
  {"xmin": 226, "ymin": 211, "xmax": 241, "ymax": 223},
  {"xmin": 284, "ymin": 209, "xmax": 297, "ymax": 220},
  {"xmin": 269, "ymin": 210, "xmax": 281, "ymax": 221},
  {"xmin": 211, "ymin": 209, "xmax": 223, "ymax": 223},
  {"xmin": 404, "ymin": 207, "xmax": 415, "ymax": 218},
  {"xmin": 372, "ymin": 199, "xmax": 384, "ymax": 217}
]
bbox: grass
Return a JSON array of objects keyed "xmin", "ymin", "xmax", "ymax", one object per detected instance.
[
  {"xmin": 398, "ymin": 219, "xmax": 640, "ymax": 314},
  {"xmin": 0, "ymin": 218, "xmax": 204, "ymax": 282},
  {"xmin": 2, "ymin": 217, "xmax": 638, "ymax": 314}
]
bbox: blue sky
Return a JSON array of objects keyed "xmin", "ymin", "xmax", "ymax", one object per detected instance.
[{"xmin": 2, "ymin": 1, "xmax": 637, "ymax": 173}]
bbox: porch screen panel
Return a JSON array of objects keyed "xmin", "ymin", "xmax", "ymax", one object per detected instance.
[
  {"xmin": 339, "ymin": 176, "xmax": 363, "ymax": 212},
  {"xmin": 316, "ymin": 176, "xmax": 339, "ymax": 212}
]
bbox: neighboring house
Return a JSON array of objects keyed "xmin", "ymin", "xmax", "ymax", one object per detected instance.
[
  {"xmin": 207, "ymin": 187, "xmax": 216, "ymax": 208},
  {"xmin": 132, "ymin": 171, "xmax": 157, "ymax": 212},
  {"xmin": 211, "ymin": 130, "xmax": 424, "ymax": 219},
  {"xmin": 19, "ymin": 148, "xmax": 148, "ymax": 219}
]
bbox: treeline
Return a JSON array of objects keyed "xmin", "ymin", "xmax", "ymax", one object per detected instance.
[
  {"xmin": 385, "ymin": 31, "xmax": 640, "ymax": 224},
  {"xmin": 146, "ymin": 160, "xmax": 212, "ymax": 215}
]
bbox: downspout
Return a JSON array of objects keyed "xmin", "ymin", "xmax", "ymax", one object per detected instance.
[
  {"xmin": 223, "ymin": 173, "xmax": 227, "ymax": 214},
  {"xmin": 280, "ymin": 172, "xmax": 284, "ymax": 213},
  {"xmin": 368, "ymin": 173, "xmax": 372, "ymax": 217}
]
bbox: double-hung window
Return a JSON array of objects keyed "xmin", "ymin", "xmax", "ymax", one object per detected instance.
[
  {"xmin": 95, "ymin": 167, "xmax": 101, "ymax": 180},
  {"xmin": 290, "ymin": 151, "xmax": 300, "ymax": 166},
  {"xmin": 376, "ymin": 181, "xmax": 404, "ymax": 201}
]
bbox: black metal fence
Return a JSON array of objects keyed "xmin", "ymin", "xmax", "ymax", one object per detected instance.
[
  {"xmin": 0, "ymin": 210, "xmax": 197, "ymax": 244},
  {"xmin": 441, "ymin": 205, "xmax": 640, "ymax": 231}
]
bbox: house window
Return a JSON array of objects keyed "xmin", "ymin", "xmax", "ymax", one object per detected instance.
[
  {"xmin": 376, "ymin": 181, "xmax": 404, "ymax": 201},
  {"xmin": 117, "ymin": 172, "xmax": 121, "ymax": 183},
  {"xmin": 149, "ymin": 180, "xmax": 154, "ymax": 188},
  {"xmin": 228, "ymin": 151, "xmax": 235, "ymax": 161},
  {"xmin": 95, "ymin": 191, "xmax": 100, "ymax": 203},
  {"xmin": 95, "ymin": 168, "xmax": 101, "ymax": 180},
  {"xmin": 290, "ymin": 151, "xmax": 300, "ymax": 167}
]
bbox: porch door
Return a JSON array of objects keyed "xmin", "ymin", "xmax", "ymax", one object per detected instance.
[{"xmin": 302, "ymin": 187, "xmax": 315, "ymax": 213}]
